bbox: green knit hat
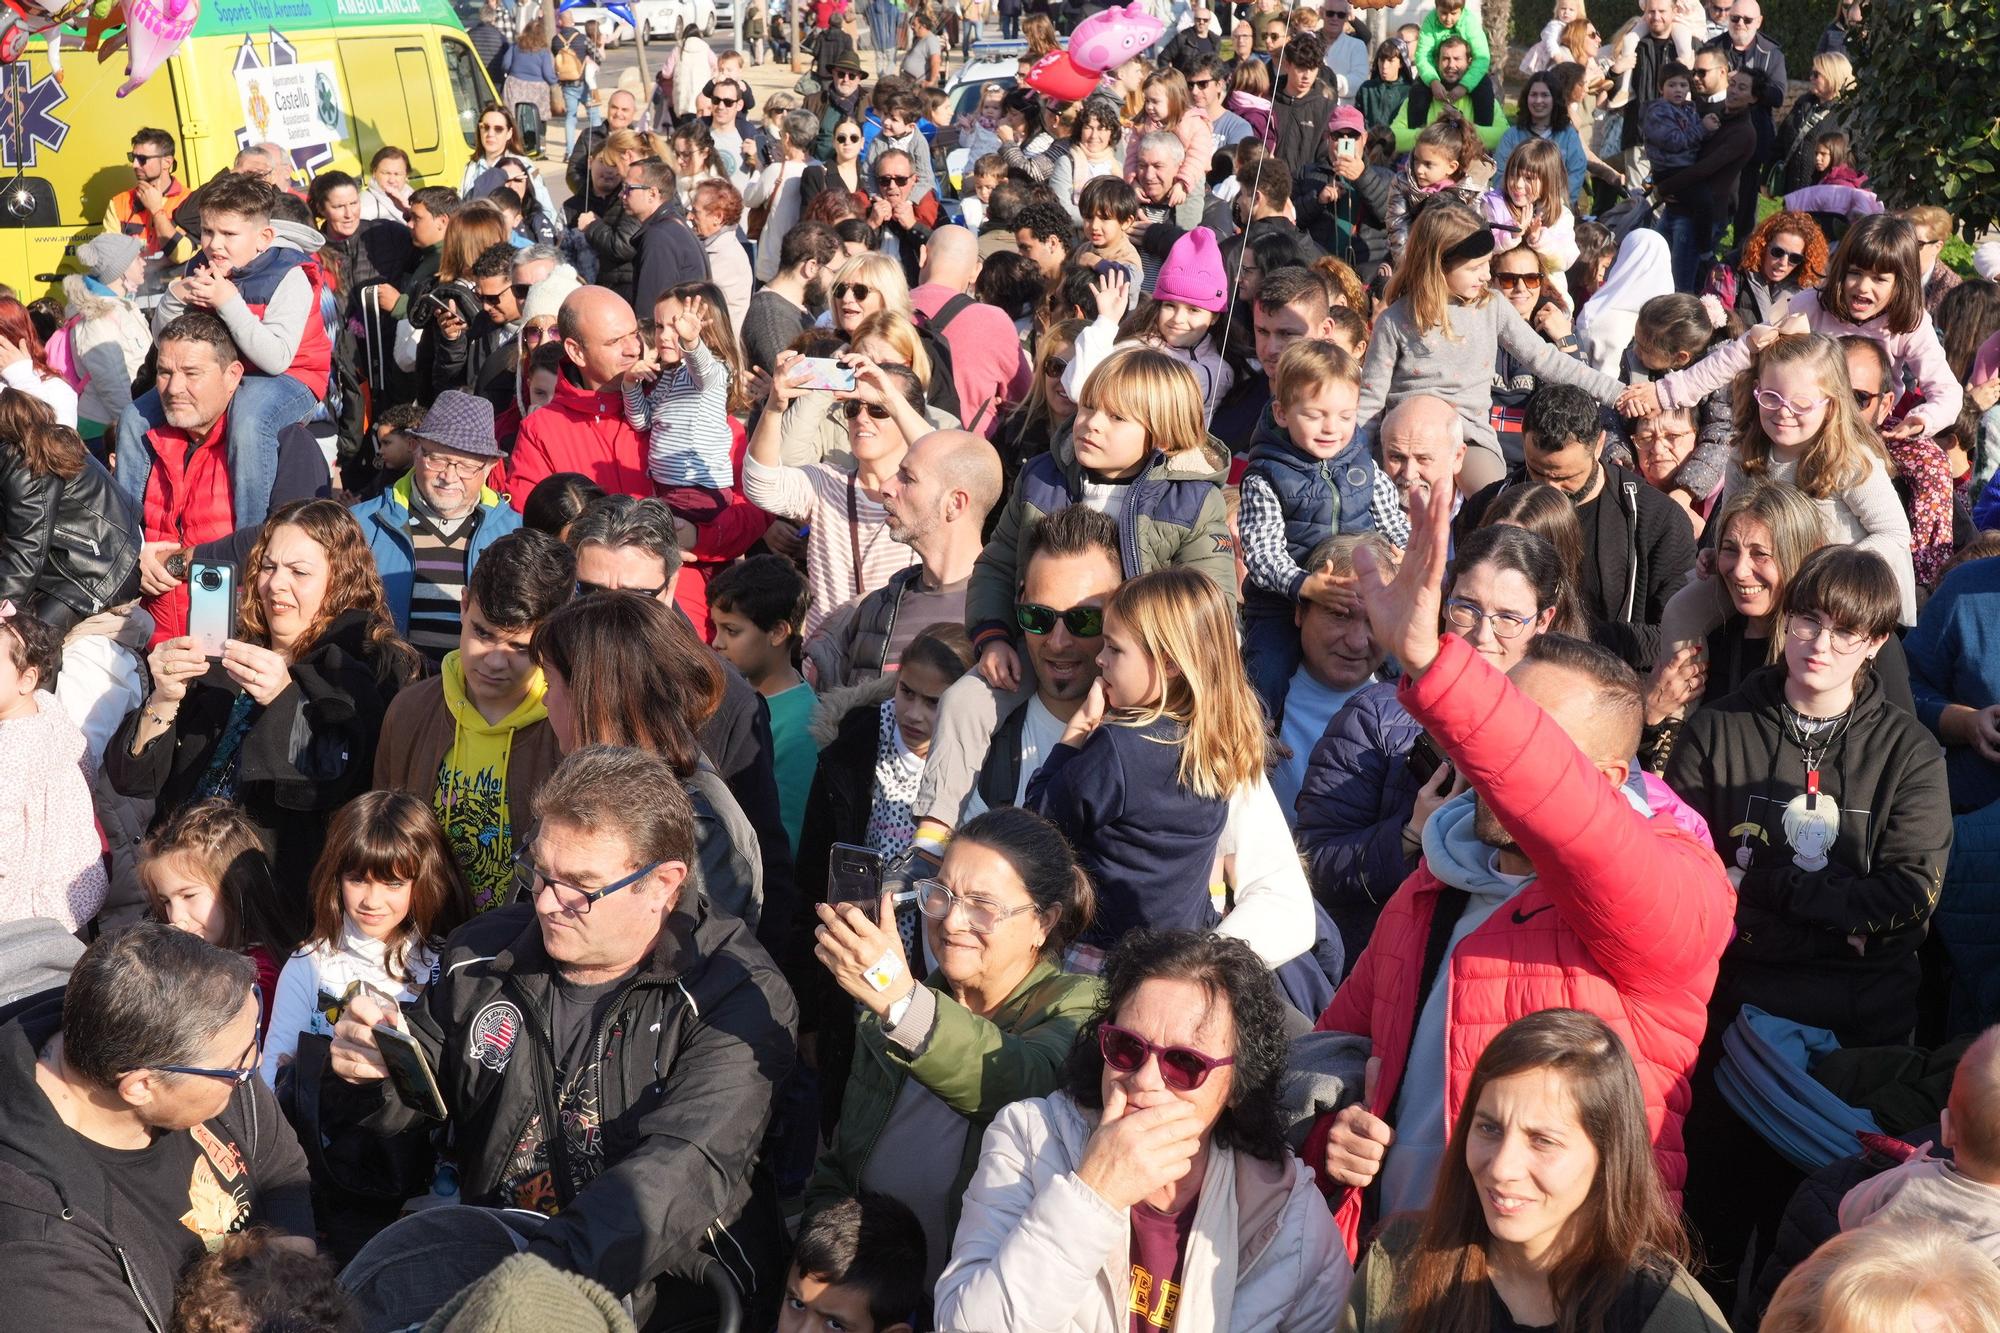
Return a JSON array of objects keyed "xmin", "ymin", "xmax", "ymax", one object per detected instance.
[{"xmin": 420, "ymin": 1253, "xmax": 637, "ymax": 1333}]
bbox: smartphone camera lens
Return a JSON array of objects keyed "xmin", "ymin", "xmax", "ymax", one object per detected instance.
[{"xmin": 196, "ymin": 568, "xmax": 222, "ymax": 591}]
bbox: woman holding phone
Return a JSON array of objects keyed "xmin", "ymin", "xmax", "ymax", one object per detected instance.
[{"xmin": 803, "ymin": 805, "xmax": 1101, "ymax": 1292}]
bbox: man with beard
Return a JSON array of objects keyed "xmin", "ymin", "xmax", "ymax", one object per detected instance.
[
  {"xmin": 1301, "ymin": 474, "xmax": 1733, "ymax": 1257},
  {"xmin": 743, "ymin": 220, "xmax": 841, "ymax": 369},
  {"xmin": 806, "ymin": 429, "xmax": 1002, "ymax": 689}
]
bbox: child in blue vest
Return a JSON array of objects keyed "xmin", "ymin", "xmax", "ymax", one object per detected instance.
[
  {"xmin": 115, "ymin": 174, "xmax": 330, "ymax": 534},
  {"xmin": 1239, "ymin": 339, "xmax": 1386, "ymax": 714}
]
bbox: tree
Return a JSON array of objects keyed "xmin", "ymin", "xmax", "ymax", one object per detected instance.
[{"xmin": 1847, "ymin": 0, "xmax": 2000, "ymax": 237}]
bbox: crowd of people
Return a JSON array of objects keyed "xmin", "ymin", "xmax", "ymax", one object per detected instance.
[{"xmin": 9, "ymin": 0, "xmax": 2000, "ymax": 1329}]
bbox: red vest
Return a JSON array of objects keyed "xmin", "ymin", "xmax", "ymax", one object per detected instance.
[{"xmin": 141, "ymin": 417, "xmax": 237, "ymax": 644}]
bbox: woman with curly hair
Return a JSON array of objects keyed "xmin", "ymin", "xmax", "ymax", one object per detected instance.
[
  {"xmin": 937, "ymin": 929, "xmax": 1351, "ymax": 1332},
  {"xmin": 105, "ymin": 499, "xmax": 421, "ymax": 895},
  {"xmin": 1713, "ymin": 210, "xmax": 1829, "ymax": 326}
]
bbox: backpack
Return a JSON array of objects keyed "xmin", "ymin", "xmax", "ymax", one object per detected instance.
[
  {"xmin": 912, "ymin": 293, "xmax": 969, "ymax": 422},
  {"xmin": 553, "ymin": 31, "xmax": 585, "ymax": 83}
]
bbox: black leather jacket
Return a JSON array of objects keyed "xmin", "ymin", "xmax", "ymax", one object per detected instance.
[{"xmin": 0, "ymin": 443, "xmax": 140, "ymax": 621}]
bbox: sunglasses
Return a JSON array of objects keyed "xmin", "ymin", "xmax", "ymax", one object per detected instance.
[
  {"xmin": 1098, "ymin": 1023, "xmax": 1235, "ymax": 1092},
  {"xmin": 478, "ymin": 290, "xmax": 510, "ymax": 308},
  {"xmin": 1043, "ymin": 355, "xmax": 1071, "ymax": 378},
  {"xmin": 513, "ymin": 281, "xmax": 535, "ymax": 301},
  {"xmin": 575, "ymin": 577, "xmax": 670, "ymax": 598},
  {"xmin": 713, "ymin": 96, "xmax": 739, "ymax": 107},
  {"xmin": 128, "ymin": 151, "xmax": 169, "ymax": 164},
  {"xmin": 481, "ymin": 122, "xmax": 510, "ymax": 133},
  {"xmin": 621, "ymin": 183, "xmax": 656, "ymax": 194},
  {"xmin": 843, "ymin": 400, "xmax": 891, "ymax": 419},
  {"xmin": 1188, "ymin": 77, "xmax": 1214, "ymax": 90},
  {"xmin": 1766, "ymin": 245, "xmax": 1803, "ymax": 266},
  {"xmin": 1727, "ymin": 14, "xmax": 1757, "ymax": 22},
  {"xmin": 1015, "ymin": 601, "xmax": 1103, "ymax": 637},
  {"xmin": 1852, "ymin": 386, "xmax": 1890, "ymax": 409},
  {"xmin": 1494, "ymin": 271, "xmax": 1544, "ymax": 289},
  {"xmin": 875, "ymin": 173, "xmax": 911, "ymax": 188},
  {"xmin": 835, "ymin": 132, "xmax": 863, "ymax": 144},
  {"xmin": 833, "ymin": 282, "xmax": 873, "ymax": 302}
]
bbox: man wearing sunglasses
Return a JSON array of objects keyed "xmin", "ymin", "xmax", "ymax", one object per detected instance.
[
  {"xmin": 326, "ymin": 747, "xmax": 797, "ymax": 1326},
  {"xmin": 865, "ymin": 148, "xmax": 940, "ymax": 289},
  {"xmin": 1306, "ymin": 472, "xmax": 1731, "ymax": 1257},
  {"xmin": 624, "ymin": 158, "xmax": 708, "ymax": 329},
  {"xmin": 1704, "ymin": 0, "xmax": 1787, "ymax": 259},
  {"xmin": 1157, "ymin": 3, "xmax": 1219, "ymax": 74},
  {"xmin": 0, "ymin": 925, "xmax": 314, "ymax": 1329},
  {"xmin": 105, "ymin": 126, "xmax": 192, "ymax": 271}
]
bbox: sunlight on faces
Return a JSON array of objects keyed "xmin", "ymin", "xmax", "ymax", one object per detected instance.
[
  {"xmin": 1842, "ymin": 262, "xmax": 1898, "ymax": 323},
  {"xmin": 409, "ymin": 201, "xmax": 449, "ymax": 248},
  {"xmin": 1095, "ymin": 606, "xmax": 1166, "ymax": 710},
  {"xmin": 573, "ymin": 541, "xmax": 675, "ymax": 603},
  {"xmin": 779, "ymin": 1273, "xmax": 892, "ymax": 1333},
  {"xmin": 893, "ymin": 659, "xmax": 953, "ymax": 756},
  {"xmin": 1022, "ymin": 548, "xmax": 1119, "ymax": 704},
  {"xmin": 1155, "ymin": 301, "xmax": 1213, "ymax": 351},
  {"xmin": 343, "ymin": 874, "xmax": 413, "ymax": 941},
  {"xmin": 1467, "ymin": 1067, "xmax": 1601, "ymax": 1265},
  {"xmin": 1410, "ymin": 142, "xmax": 1459, "ymax": 190},
  {"xmin": 529, "ymin": 819, "xmax": 683, "ymax": 975},
  {"xmin": 925, "ymin": 839, "xmax": 1052, "ymax": 997},
  {"xmin": 1757, "ymin": 359, "xmax": 1834, "ymax": 450},
  {"xmin": 142, "ymin": 856, "xmax": 229, "ymax": 946},
  {"xmin": 1782, "ymin": 606, "xmax": 1885, "ymax": 699},
  {"xmin": 1445, "ymin": 251, "xmax": 1490, "ymax": 302},
  {"xmin": 1716, "ymin": 513, "xmax": 1783, "ymax": 620},
  {"xmin": 1632, "ymin": 413, "xmax": 1699, "ymax": 488},
  {"xmin": 1252, "ymin": 302, "xmax": 1327, "ymax": 372},
  {"xmin": 1083, "ymin": 212, "xmax": 1127, "ymax": 250},
  {"xmin": 1272, "ymin": 379, "xmax": 1361, "ymax": 459},
  {"xmin": 1492, "ymin": 250, "xmax": 1544, "ymax": 318},
  {"xmin": 1071, "ymin": 396, "xmax": 1150, "ymax": 479},
  {"xmin": 128, "ymin": 990, "xmax": 262, "ymax": 1131},
  {"xmin": 1103, "ymin": 977, "xmax": 1235, "ymax": 1128},
  {"xmin": 709, "ymin": 606, "xmax": 788, "ymax": 679},
  {"xmin": 1298, "ymin": 595, "xmax": 1382, "ymax": 690},
  {"xmin": 256, "ymin": 524, "xmax": 330, "ymax": 655},
  {"xmin": 200, "ymin": 208, "xmax": 273, "ymax": 272},
  {"xmin": 1451, "ymin": 561, "xmax": 1554, "ymax": 670},
  {"xmin": 459, "ymin": 594, "xmax": 539, "ymax": 717},
  {"xmin": 319, "ymin": 183, "xmax": 362, "ymax": 238},
  {"xmin": 1379, "ymin": 425, "xmax": 1462, "ymax": 508}
]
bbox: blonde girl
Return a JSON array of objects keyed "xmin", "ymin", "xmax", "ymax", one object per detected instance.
[
  {"xmin": 847, "ymin": 308, "xmax": 934, "ymax": 396},
  {"xmin": 1001, "ymin": 317, "xmax": 1083, "ymax": 458},
  {"xmin": 1659, "ymin": 333, "xmax": 1916, "ymax": 653},
  {"xmin": 1027, "ymin": 567, "xmax": 1265, "ymax": 965},
  {"xmin": 1123, "ymin": 68, "xmax": 1212, "ymax": 207},
  {"xmin": 261, "ymin": 790, "xmax": 472, "ymax": 1086},
  {"xmin": 1483, "ymin": 137, "xmax": 1578, "ymax": 296},
  {"xmin": 826, "ymin": 251, "xmax": 914, "ymax": 337},
  {"xmin": 1356, "ymin": 202, "xmax": 1623, "ymax": 493},
  {"xmin": 1762, "ymin": 1223, "xmax": 2000, "ymax": 1333}
]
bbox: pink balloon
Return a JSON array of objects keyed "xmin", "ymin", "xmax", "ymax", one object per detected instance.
[
  {"xmin": 116, "ymin": 0, "xmax": 197, "ymax": 98},
  {"xmin": 1066, "ymin": 2, "xmax": 1163, "ymax": 73}
]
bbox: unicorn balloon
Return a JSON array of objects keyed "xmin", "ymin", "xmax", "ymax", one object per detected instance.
[{"xmin": 108, "ymin": 0, "xmax": 197, "ymax": 97}]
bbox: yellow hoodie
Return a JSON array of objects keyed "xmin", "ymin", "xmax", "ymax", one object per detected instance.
[{"xmin": 438, "ymin": 651, "xmax": 550, "ymax": 912}]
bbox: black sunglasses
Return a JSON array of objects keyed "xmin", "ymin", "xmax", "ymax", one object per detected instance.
[
  {"xmin": 843, "ymin": 400, "xmax": 891, "ymax": 419},
  {"xmin": 835, "ymin": 132, "xmax": 863, "ymax": 143},
  {"xmin": 128, "ymin": 151, "xmax": 170, "ymax": 164},
  {"xmin": 1852, "ymin": 386, "xmax": 1890, "ymax": 409},
  {"xmin": 513, "ymin": 281, "xmax": 534, "ymax": 301},
  {"xmin": 1766, "ymin": 245, "xmax": 1803, "ymax": 265},
  {"xmin": 875, "ymin": 173, "xmax": 911, "ymax": 188},
  {"xmin": 713, "ymin": 96, "xmax": 739, "ymax": 107},
  {"xmin": 575, "ymin": 578, "xmax": 670, "ymax": 598},
  {"xmin": 1015, "ymin": 601, "xmax": 1104, "ymax": 637},
  {"xmin": 833, "ymin": 282, "xmax": 874, "ymax": 302}
]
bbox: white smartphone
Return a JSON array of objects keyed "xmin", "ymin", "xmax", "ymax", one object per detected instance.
[
  {"xmin": 795, "ymin": 356, "xmax": 858, "ymax": 393},
  {"xmin": 187, "ymin": 562, "xmax": 235, "ymax": 658}
]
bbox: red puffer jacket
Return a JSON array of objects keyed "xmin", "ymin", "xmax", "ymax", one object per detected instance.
[
  {"xmin": 501, "ymin": 367, "xmax": 652, "ymax": 509},
  {"xmin": 1304, "ymin": 633, "xmax": 1735, "ymax": 1259}
]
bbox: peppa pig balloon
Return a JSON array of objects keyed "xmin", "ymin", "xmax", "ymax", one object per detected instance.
[
  {"xmin": 109, "ymin": 0, "xmax": 196, "ymax": 98},
  {"xmin": 1065, "ymin": 3, "xmax": 1163, "ymax": 73},
  {"xmin": 1022, "ymin": 48, "xmax": 1097, "ymax": 102}
]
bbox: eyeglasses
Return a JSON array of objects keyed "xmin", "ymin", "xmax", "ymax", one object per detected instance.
[
  {"xmin": 481, "ymin": 122, "xmax": 510, "ymax": 134},
  {"xmin": 835, "ymin": 132, "xmax": 863, "ymax": 144},
  {"xmin": 712, "ymin": 97, "xmax": 739, "ymax": 107},
  {"xmin": 478, "ymin": 290, "xmax": 510, "ymax": 308},
  {"xmin": 517, "ymin": 846, "xmax": 665, "ymax": 916},
  {"xmin": 1753, "ymin": 388, "xmax": 1831, "ymax": 418},
  {"xmin": 844, "ymin": 400, "xmax": 891, "ymax": 420},
  {"xmin": 915, "ymin": 879, "xmax": 1041, "ymax": 933},
  {"xmin": 1015, "ymin": 601, "xmax": 1104, "ymax": 637},
  {"xmin": 1785, "ymin": 613, "xmax": 1871, "ymax": 654},
  {"xmin": 418, "ymin": 453, "xmax": 490, "ymax": 478},
  {"xmin": 512, "ymin": 281, "xmax": 534, "ymax": 301},
  {"xmin": 143, "ymin": 986, "xmax": 263, "ymax": 1085},
  {"xmin": 875, "ymin": 173, "xmax": 911, "ymax": 188},
  {"xmin": 128, "ymin": 151, "xmax": 169, "ymax": 164},
  {"xmin": 1043, "ymin": 355, "xmax": 1071, "ymax": 378},
  {"xmin": 621, "ymin": 183, "xmax": 656, "ymax": 195},
  {"xmin": 1445, "ymin": 597, "xmax": 1537, "ymax": 640},
  {"xmin": 1766, "ymin": 244, "xmax": 1804, "ymax": 266},
  {"xmin": 575, "ymin": 578, "xmax": 670, "ymax": 598},
  {"xmin": 1852, "ymin": 386, "xmax": 1890, "ymax": 410},
  {"xmin": 1493, "ymin": 271, "xmax": 1544, "ymax": 289},
  {"xmin": 1098, "ymin": 1023, "xmax": 1236, "ymax": 1092},
  {"xmin": 1188, "ymin": 77, "xmax": 1215, "ymax": 90},
  {"xmin": 832, "ymin": 282, "xmax": 874, "ymax": 302},
  {"xmin": 1727, "ymin": 14, "xmax": 1758, "ymax": 23},
  {"xmin": 836, "ymin": 70, "xmax": 861, "ymax": 80}
]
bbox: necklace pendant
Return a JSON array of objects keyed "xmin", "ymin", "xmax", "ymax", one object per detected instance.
[{"xmin": 1807, "ymin": 769, "xmax": 1820, "ymax": 797}]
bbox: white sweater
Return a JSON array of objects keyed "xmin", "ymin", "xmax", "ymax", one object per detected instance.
[{"xmin": 262, "ymin": 919, "xmax": 438, "ymax": 1086}]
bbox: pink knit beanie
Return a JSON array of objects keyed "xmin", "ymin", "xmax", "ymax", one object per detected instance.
[{"xmin": 1152, "ymin": 226, "xmax": 1230, "ymax": 313}]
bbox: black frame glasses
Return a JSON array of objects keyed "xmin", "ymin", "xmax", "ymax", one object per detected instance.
[
  {"xmin": 1852, "ymin": 386, "xmax": 1890, "ymax": 410},
  {"xmin": 843, "ymin": 401, "xmax": 891, "ymax": 420},
  {"xmin": 516, "ymin": 847, "xmax": 665, "ymax": 916},
  {"xmin": 1015, "ymin": 601, "xmax": 1105, "ymax": 637},
  {"xmin": 1765, "ymin": 245, "xmax": 1803, "ymax": 266},
  {"xmin": 1098, "ymin": 1023, "xmax": 1236, "ymax": 1092},
  {"xmin": 832, "ymin": 282, "xmax": 873, "ymax": 302},
  {"xmin": 874, "ymin": 173, "xmax": 911, "ymax": 189},
  {"xmin": 144, "ymin": 986, "xmax": 263, "ymax": 1085}
]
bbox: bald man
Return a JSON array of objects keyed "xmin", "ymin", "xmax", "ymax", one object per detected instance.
[
  {"xmin": 1306, "ymin": 476, "xmax": 1732, "ymax": 1246},
  {"xmin": 913, "ymin": 225, "xmax": 1032, "ymax": 438},
  {"xmin": 1377, "ymin": 394, "xmax": 1500, "ymax": 504},
  {"xmin": 502, "ymin": 285, "xmax": 651, "ymax": 508},
  {"xmin": 808, "ymin": 428, "xmax": 1003, "ymax": 687}
]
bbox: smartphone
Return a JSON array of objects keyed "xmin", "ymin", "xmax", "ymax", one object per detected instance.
[
  {"xmin": 1336, "ymin": 138, "xmax": 1355, "ymax": 158},
  {"xmin": 1406, "ymin": 732, "xmax": 1455, "ymax": 789},
  {"xmin": 187, "ymin": 562, "xmax": 235, "ymax": 658},
  {"xmin": 828, "ymin": 842, "xmax": 885, "ymax": 909},
  {"xmin": 795, "ymin": 356, "xmax": 858, "ymax": 392},
  {"xmin": 373, "ymin": 1022, "xmax": 449, "ymax": 1120}
]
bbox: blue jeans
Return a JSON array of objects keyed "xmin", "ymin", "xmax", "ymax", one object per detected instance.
[
  {"xmin": 1241, "ymin": 605, "xmax": 1302, "ymax": 720},
  {"xmin": 560, "ymin": 80, "xmax": 587, "ymax": 152},
  {"xmin": 116, "ymin": 374, "xmax": 319, "ymax": 528},
  {"xmin": 867, "ymin": 0, "xmax": 896, "ymax": 66},
  {"xmin": 999, "ymin": 12, "xmax": 1017, "ymax": 37},
  {"xmin": 1657, "ymin": 209, "xmax": 1714, "ymax": 296}
]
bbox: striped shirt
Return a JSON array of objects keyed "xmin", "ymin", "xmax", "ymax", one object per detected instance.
[
  {"xmin": 626, "ymin": 338, "xmax": 736, "ymax": 491},
  {"xmin": 741, "ymin": 456, "xmax": 919, "ymax": 638},
  {"xmin": 406, "ymin": 496, "xmax": 480, "ymax": 662}
]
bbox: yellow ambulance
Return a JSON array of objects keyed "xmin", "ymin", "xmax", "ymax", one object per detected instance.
[{"xmin": 0, "ymin": 0, "xmax": 498, "ymax": 296}]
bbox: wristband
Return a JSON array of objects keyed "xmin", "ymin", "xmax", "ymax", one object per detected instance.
[
  {"xmin": 862, "ymin": 950, "xmax": 904, "ymax": 993},
  {"xmin": 912, "ymin": 829, "xmax": 951, "ymax": 861}
]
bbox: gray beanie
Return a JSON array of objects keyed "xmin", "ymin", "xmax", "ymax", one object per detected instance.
[{"xmin": 77, "ymin": 231, "xmax": 144, "ymax": 286}]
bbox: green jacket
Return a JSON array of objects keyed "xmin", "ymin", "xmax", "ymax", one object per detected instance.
[
  {"xmin": 803, "ymin": 959, "xmax": 1102, "ymax": 1232},
  {"xmin": 1339, "ymin": 1218, "xmax": 1729, "ymax": 1333},
  {"xmin": 964, "ymin": 425, "xmax": 1234, "ymax": 650}
]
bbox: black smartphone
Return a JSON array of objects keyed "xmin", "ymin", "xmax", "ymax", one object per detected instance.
[
  {"xmin": 827, "ymin": 842, "xmax": 885, "ymax": 909},
  {"xmin": 373, "ymin": 1022, "xmax": 448, "ymax": 1120},
  {"xmin": 1406, "ymin": 732, "xmax": 1454, "ymax": 789}
]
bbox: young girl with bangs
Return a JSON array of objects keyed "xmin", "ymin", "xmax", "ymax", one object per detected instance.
[
  {"xmin": 1658, "ymin": 334, "xmax": 1917, "ymax": 663},
  {"xmin": 1062, "ymin": 234, "xmax": 1236, "ymax": 426},
  {"xmin": 1622, "ymin": 213, "xmax": 1964, "ymax": 444},
  {"xmin": 1028, "ymin": 566, "xmax": 1266, "ymax": 967},
  {"xmin": 260, "ymin": 790, "xmax": 472, "ymax": 1086},
  {"xmin": 1356, "ymin": 202, "xmax": 1624, "ymax": 495},
  {"xmin": 1481, "ymin": 138, "xmax": 1579, "ymax": 298}
]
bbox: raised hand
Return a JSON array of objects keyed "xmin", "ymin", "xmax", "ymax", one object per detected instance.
[{"xmin": 1352, "ymin": 473, "xmax": 1452, "ymax": 679}]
